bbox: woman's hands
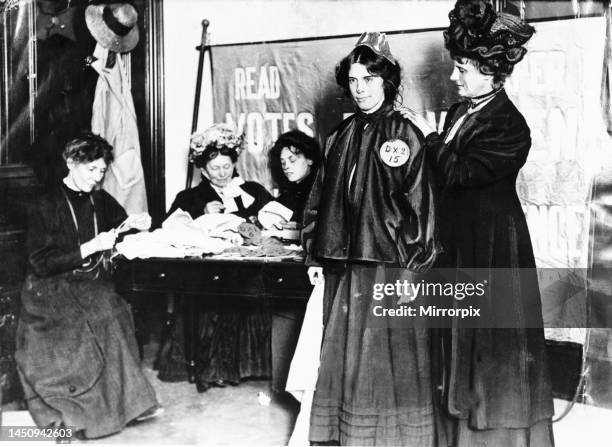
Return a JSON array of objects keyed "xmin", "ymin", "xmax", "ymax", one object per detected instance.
[
  {"xmin": 278, "ymin": 221, "xmax": 300, "ymax": 230},
  {"xmin": 125, "ymin": 213, "xmax": 152, "ymax": 231},
  {"xmin": 204, "ymin": 200, "xmax": 225, "ymax": 214},
  {"xmin": 258, "ymin": 210, "xmax": 288, "ymax": 230},
  {"xmin": 80, "ymin": 230, "xmax": 118, "ymax": 258},
  {"xmin": 258, "ymin": 212, "xmax": 301, "ymax": 231},
  {"xmin": 115, "ymin": 213, "xmax": 152, "ymax": 234},
  {"xmin": 78, "ymin": 212, "xmax": 153, "ymax": 260},
  {"xmin": 80, "ymin": 212, "xmax": 152, "ymax": 259},
  {"xmin": 398, "ymin": 107, "xmax": 436, "ymax": 137}
]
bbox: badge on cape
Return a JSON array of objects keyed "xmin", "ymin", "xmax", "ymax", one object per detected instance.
[{"xmin": 379, "ymin": 139, "xmax": 410, "ymax": 167}]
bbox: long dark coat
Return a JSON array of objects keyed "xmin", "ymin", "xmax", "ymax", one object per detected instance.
[
  {"xmin": 425, "ymin": 90, "xmax": 554, "ymax": 431},
  {"xmin": 15, "ymin": 187, "xmax": 158, "ymax": 438}
]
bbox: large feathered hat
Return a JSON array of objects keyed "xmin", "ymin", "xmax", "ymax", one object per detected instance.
[
  {"xmin": 444, "ymin": 0, "xmax": 535, "ymax": 74},
  {"xmin": 189, "ymin": 123, "xmax": 244, "ymax": 164}
]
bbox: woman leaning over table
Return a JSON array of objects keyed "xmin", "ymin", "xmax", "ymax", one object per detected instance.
[
  {"xmin": 267, "ymin": 130, "xmax": 320, "ymax": 225},
  {"xmin": 402, "ymin": 1, "xmax": 554, "ymax": 446},
  {"xmin": 264, "ymin": 130, "xmax": 321, "ymax": 393},
  {"xmin": 15, "ymin": 132, "xmax": 160, "ymax": 439},
  {"xmin": 301, "ymin": 32, "xmax": 439, "ymax": 445}
]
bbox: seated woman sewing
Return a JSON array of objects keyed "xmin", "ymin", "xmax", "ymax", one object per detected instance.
[
  {"xmin": 162, "ymin": 124, "xmax": 273, "ymax": 392},
  {"xmin": 15, "ymin": 132, "xmax": 161, "ymax": 439},
  {"xmin": 167, "ymin": 124, "xmax": 271, "ymax": 220}
]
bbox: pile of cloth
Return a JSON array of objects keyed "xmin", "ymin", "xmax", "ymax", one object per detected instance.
[
  {"xmin": 115, "ymin": 210, "xmax": 244, "ymax": 259},
  {"xmin": 115, "ymin": 209, "xmax": 303, "ymax": 260},
  {"xmin": 217, "ymin": 222, "xmax": 303, "ymax": 259}
]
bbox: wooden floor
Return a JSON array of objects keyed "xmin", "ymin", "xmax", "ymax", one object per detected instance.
[{"xmin": 2, "ymin": 342, "xmax": 611, "ymax": 446}]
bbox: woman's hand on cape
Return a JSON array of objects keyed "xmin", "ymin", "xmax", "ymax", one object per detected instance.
[{"xmin": 397, "ymin": 107, "xmax": 436, "ymax": 137}]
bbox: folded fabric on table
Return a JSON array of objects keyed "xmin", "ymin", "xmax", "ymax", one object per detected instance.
[
  {"xmin": 161, "ymin": 208, "xmax": 194, "ymax": 229},
  {"xmin": 115, "ymin": 228, "xmax": 230, "ymax": 259},
  {"xmin": 190, "ymin": 213, "xmax": 245, "ymax": 236}
]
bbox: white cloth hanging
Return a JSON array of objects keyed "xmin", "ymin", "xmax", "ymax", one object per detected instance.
[
  {"xmin": 285, "ymin": 281, "xmax": 325, "ymax": 446},
  {"xmin": 91, "ymin": 44, "xmax": 148, "ymax": 214}
]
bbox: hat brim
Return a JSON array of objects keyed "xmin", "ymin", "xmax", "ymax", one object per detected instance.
[{"xmin": 85, "ymin": 4, "xmax": 139, "ymax": 53}]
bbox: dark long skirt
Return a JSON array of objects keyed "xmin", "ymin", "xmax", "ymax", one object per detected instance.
[
  {"xmin": 15, "ymin": 271, "xmax": 158, "ymax": 439},
  {"xmin": 432, "ymin": 328, "xmax": 554, "ymax": 447},
  {"xmin": 309, "ymin": 264, "xmax": 435, "ymax": 446},
  {"xmin": 197, "ymin": 300, "xmax": 271, "ymax": 384},
  {"xmin": 156, "ymin": 297, "xmax": 271, "ymax": 385},
  {"xmin": 435, "ymin": 412, "xmax": 554, "ymax": 447}
]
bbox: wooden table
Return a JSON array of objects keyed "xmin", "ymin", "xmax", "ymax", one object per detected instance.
[{"xmin": 114, "ymin": 256, "xmax": 312, "ymax": 390}]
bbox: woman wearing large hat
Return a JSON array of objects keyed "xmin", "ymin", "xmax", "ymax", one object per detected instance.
[{"xmin": 404, "ymin": 1, "xmax": 554, "ymax": 446}]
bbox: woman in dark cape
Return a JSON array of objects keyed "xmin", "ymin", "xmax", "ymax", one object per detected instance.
[{"xmin": 302, "ymin": 32, "xmax": 439, "ymax": 445}]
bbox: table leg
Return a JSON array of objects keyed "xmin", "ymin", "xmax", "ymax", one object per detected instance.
[
  {"xmin": 183, "ymin": 294, "xmax": 198, "ymax": 384},
  {"xmin": 153, "ymin": 292, "xmax": 177, "ymax": 371},
  {"xmin": 122, "ymin": 291, "xmax": 146, "ymax": 360}
]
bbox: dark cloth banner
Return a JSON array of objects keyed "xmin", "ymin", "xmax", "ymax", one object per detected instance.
[{"xmin": 211, "ymin": 30, "xmax": 458, "ymax": 190}]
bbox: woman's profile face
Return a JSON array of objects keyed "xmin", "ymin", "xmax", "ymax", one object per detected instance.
[
  {"xmin": 450, "ymin": 58, "xmax": 494, "ymax": 98},
  {"xmin": 348, "ymin": 63, "xmax": 385, "ymax": 113},
  {"xmin": 66, "ymin": 157, "xmax": 107, "ymax": 192},
  {"xmin": 280, "ymin": 147, "xmax": 313, "ymax": 183},
  {"xmin": 202, "ymin": 154, "xmax": 235, "ymax": 188}
]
